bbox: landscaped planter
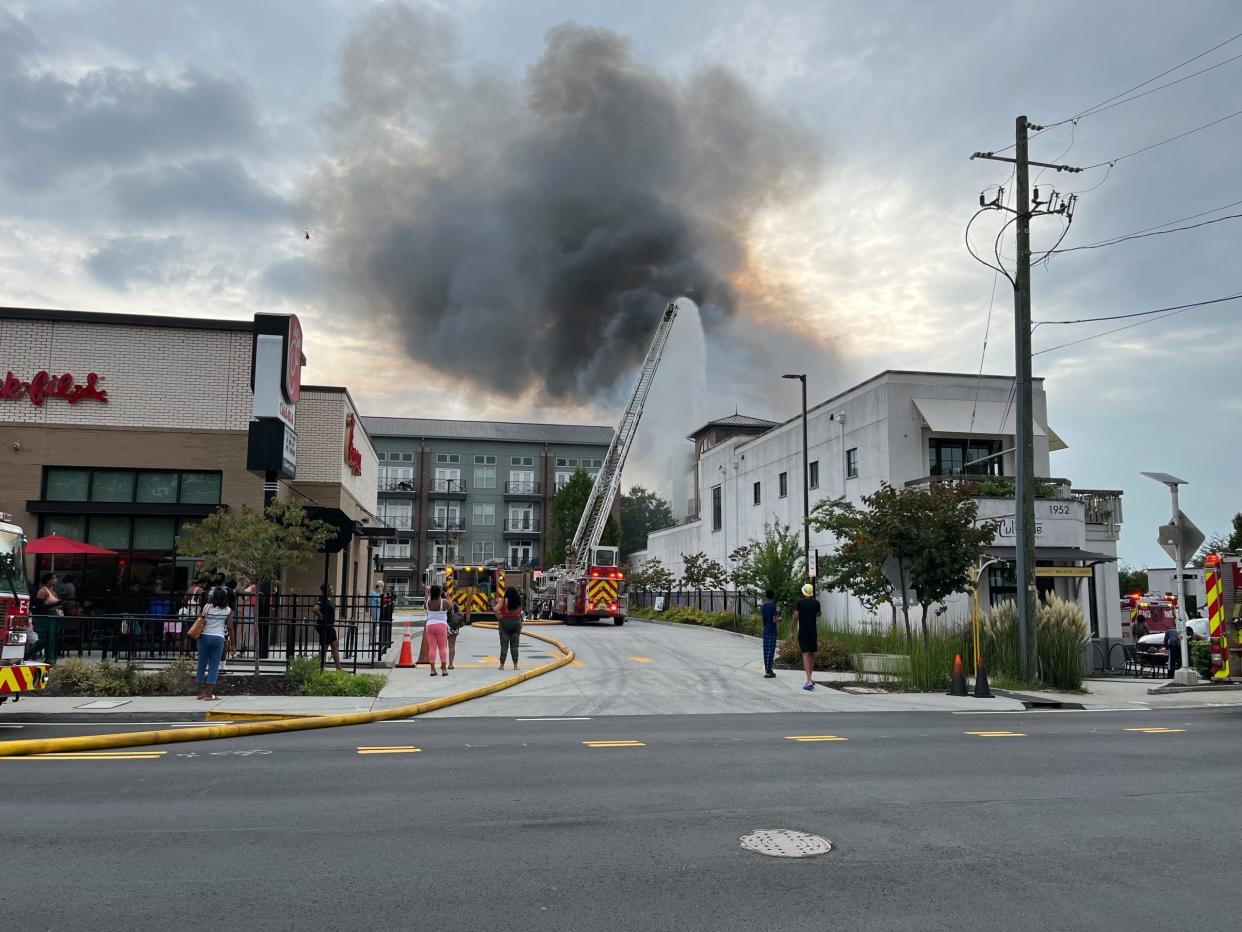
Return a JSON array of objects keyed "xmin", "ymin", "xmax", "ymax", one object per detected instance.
[{"xmin": 852, "ymin": 652, "xmax": 910, "ymax": 678}]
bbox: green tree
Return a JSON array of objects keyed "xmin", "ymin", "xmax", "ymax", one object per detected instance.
[
  {"xmin": 546, "ymin": 468, "xmax": 621, "ymax": 567},
  {"xmin": 810, "ymin": 497, "xmax": 899, "ymax": 630},
  {"xmin": 1117, "ymin": 563, "xmax": 1149, "ymax": 594},
  {"xmin": 1194, "ymin": 514, "xmax": 1241, "ymax": 567},
  {"xmin": 727, "ymin": 522, "xmax": 805, "ymax": 618},
  {"xmin": 178, "ymin": 498, "xmax": 335, "ymax": 585},
  {"xmin": 619, "ymin": 485, "xmax": 677, "ymax": 558},
  {"xmin": 628, "ymin": 557, "xmax": 676, "ymax": 593},
  {"xmin": 679, "ymin": 551, "xmax": 727, "ymax": 589}
]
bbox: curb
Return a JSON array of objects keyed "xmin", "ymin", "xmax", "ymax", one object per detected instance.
[
  {"xmin": 990, "ymin": 688, "xmax": 1086, "ymax": 710},
  {"xmin": 0, "ymin": 711, "xmax": 206, "ymax": 723},
  {"xmin": 1147, "ymin": 682, "xmax": 1242, "ymax": 695},
  {"xmin": 0, "ymin": 628, "xmax": 576, "ymax": 758}
]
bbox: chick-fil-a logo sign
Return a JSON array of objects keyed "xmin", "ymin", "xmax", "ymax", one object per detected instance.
[
  {"xmin": 1, "ymin": 371, "xmax": 109, "ymax": 407},
  {"xmin": 344, "ymin": 413, "xmax": 363, "ymax": 476}
]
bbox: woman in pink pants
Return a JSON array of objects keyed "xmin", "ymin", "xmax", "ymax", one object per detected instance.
[{"xmin": 424, "ymin": 585, "xmax": 451, "ymax": 676}]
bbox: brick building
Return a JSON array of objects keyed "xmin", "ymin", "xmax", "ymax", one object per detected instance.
[{"xmin": 0, "ymin": 307, "xmax": 379, "ymax": 604}]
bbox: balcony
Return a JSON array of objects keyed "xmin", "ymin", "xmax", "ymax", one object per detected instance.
[
  {"xmin": 503, "ymin": 517, "xmax": 541, "ymax": 537},
  {"xmin": 904, "ymin": 475, "xmax": 1073, "ymax": 500},
  {"xmin": 428, "ymin": 478, "xmax": 467, "ymax": 499},
  {"xmin": 378, "ymin": 478, "xmax": 417, "ymax": 495},
  {"xmin": 378, "ymin": 517, "xmax": 413, "ymax": 531},
  {"xmin": 428, "ymin": 517, "xmax": 465, "ymax": 533},
  {"xmin": 1071, "ymin": 489, "xmax": 1123, "ymax": 536},
  {"xmin": 504, "ymin": 480, "xmax": 542, "ymax": 498}
]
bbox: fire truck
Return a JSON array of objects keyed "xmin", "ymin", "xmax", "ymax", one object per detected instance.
[
  {"xmin": 0, "ymin": 514, "xmax": 51, "ymax": 703},
  {"xmin": 541, "ymin": 301, "xmax": 680, "ymax": 626}
]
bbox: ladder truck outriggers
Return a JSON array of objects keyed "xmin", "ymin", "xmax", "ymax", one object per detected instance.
[{"xmin": 537, "ymin": 301, "xmax": 679, "ymax": 626}]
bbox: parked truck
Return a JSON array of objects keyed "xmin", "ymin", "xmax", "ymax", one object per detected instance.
[{"xmin": 0, "ymin": 514, "xmax": 51, "ymax": 703}]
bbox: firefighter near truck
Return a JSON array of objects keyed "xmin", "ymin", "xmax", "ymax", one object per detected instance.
[{"xmin": 0, "ymin": 514, "xmax": 51, "ymax": 702}]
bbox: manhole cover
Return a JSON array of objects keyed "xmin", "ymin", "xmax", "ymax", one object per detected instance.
[{"xmin": 740, "ymin": 829, "xmax": 833, "ymax": 858}]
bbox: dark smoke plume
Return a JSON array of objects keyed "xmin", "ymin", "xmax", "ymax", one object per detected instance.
[{"xmin": 311, "ymin": 2, "xmax": 823, "ymax": 400}]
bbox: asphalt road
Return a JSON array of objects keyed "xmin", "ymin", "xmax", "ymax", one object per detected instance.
[{"xmin": 5, "ymin": 706, "xmax": 1242, "ymax": 931}]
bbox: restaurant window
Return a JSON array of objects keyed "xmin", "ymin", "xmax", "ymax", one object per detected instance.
[
  {"xmin": 133, "ymin": 517, "xmax": 175, "ymax": 551},
  {"xmin": 179, "ymin": 472, "xmax": 222, "ymax": 504},
  {"xmin": 45, "ymin": 467, "xmax": 90, "ymax": 501},
  {"xmin": 137, "ymin": 472, "xmax": 179, "ymax": 503},
  {"xmin": 712, "ymin": 485, "xmax": 722, "ymax": 532},
  {"xmin": 45, "ymin": 515, "xmax": 86, "ymax": 540},
  {"xmin": 88, "ymin": 516, "xmax": 131, "ymax": 550},
  {"xmin": 91, "ymin": 470, "xmax": 135, "ymax": 502}
]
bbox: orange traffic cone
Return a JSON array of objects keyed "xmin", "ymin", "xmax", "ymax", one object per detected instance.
[
  {"xmin": 395, "ymin": 624, "xmax": 415, "ymax": 668},
  {"xmin": 974, "ymin": 657, "xmax": 993, "ymax": 698},
  {"xmin": 416, "ymin": 629, "xmax": 430, "ymax": 666},
  {"xmin": 949, "ymin": 654, "xmax": 968, "ymax": 696}
]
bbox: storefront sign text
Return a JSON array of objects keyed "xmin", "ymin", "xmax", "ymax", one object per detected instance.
[
  {"xmin": 1, "ymin": 371, "xmax": 109, "ymax": 407},
  {"xmin": 344, "ymin": 413, "xmax": 363, "ymax": 476}
]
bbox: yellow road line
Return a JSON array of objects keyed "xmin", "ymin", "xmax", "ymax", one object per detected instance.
[
  {"xmin": 629, "ymin": 656, "xmax": 654, "ymax": 664},
  {"xmin": 966, "ymin": 731, "xmax": 1026, "ymax": 737},
  {"xmin": 1126, "ymin": 727, "xmax": 1186, "ymax": 734},
  {"xmin": 10, "ymin": 751, "xmax": 166, "ymax": 760},
  {"xmin": 583, "ymin": 740, "xmax": 646, "ymax": 748},
  {"xmin": 356, "ymin": 746, "xmax": 421, "ymax": 755},
  {"xmin": 786, "ymin": 735, "xmax": 848, "ymax": 742}
]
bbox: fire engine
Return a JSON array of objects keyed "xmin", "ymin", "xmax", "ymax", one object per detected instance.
[
  {"xmin": 0, "ymin": 514, "xmax": 51, "ymax": 703},
  {"xmin": 539, "ymin": 301, "xmax": 680, "ymax": 626}
]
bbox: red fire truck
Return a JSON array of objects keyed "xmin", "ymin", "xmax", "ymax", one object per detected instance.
[{"xmin": 0, "ymin": 515, "xmax": 51, "ymax": 703}]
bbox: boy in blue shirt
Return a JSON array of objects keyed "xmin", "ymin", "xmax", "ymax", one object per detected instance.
[{"xmin": 761, "ymin": 590, "xmax": 779, "ymax": 678}]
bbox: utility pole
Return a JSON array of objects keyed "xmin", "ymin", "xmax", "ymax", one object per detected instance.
[
  {"xmin": 784, "ymin": 373, "xmax": 810, "ymax": 578},
  {"xmin": 971, "ymin": 117, "xmax": 1080, "ymax": 683}
]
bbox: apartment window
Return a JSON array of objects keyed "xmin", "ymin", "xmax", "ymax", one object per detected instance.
[
  {"xmin": 711, "ymin": 485, "xmax": 723, "ymax": 532},
  {"xmin": 509, "ymin": 469, "xmax": 536, "ymax": 493},
  {"xmin": 508, "ymin": 504, "xmax": 535, "ymax": 531},
  {"xmin": 555, "ymin": 458, "xmax": 579, "ymax": 468},
  {"xmin": 379, "ymin": 500, "xmax": 412, "ymax": 530},
  {"xmin": 435, "ymin": 453, "xmax": 460, "ymax": 464},
  {"xmin": 846, "ymin": 448, "xmax": 859, "ymax": 480},
  {"xmin": 472, "ymin": 541, "xmax": 495, "ymax": 563},
  {"xmin": 474, "ymin": 465, "xmax": 497, "ymax": 489},
  {"xmin": 585, "ymin": 458, "xmax": 603, "ymax": 468},
  {"xmin": 432, "ymin": 502, "xmax": 461, "ymax": 529},
  {"xmin": 511, "ymin": 456, "xmax": 534, "ymax": 467},
  {"xmin": 555, "ymin": 471, "xmax": 573, "ymax": 493},
  {"xmin": 472, "ymin": 503, "xmax": 496, "ymax": 526},
  {"xmin": 474, "ymin": 454, "xmax": 497, "ymax": 465},
  {"xmin": 778, "ymin": 472, "xmax": 788, "ymax": 498},
  {"xmin": 753, "ymin": 481, "xmax": 761, "ymax": 506},
  {"xmin": 401, "ymin": 453, "xmax": 414, "ymax": 462},
  {"xmin": 433, "ymin": 542, "xmax": 460, "ymax": 564},
  {"xmin": 508, "ymin": 541, "xmax": 534, "ymax": 569},
  {"xmin": 433, "ymin": 467, "xmax": 462, "ymax": 492},
  {"xmin": 929, "ymin": 439, "xmax": 1000, "ymax": 477},
  {"xmin": 809, "ymin": 461, "xmax": 820, "ymax": 490},
  {"xmin": 382, "ymin": 542, "xmax": 411, "ymax": 559}
]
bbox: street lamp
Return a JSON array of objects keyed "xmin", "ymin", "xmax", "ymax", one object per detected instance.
[
  {"xmin": 1141, "ymin": 471, "xmax": 1200, "ymax": 685},
  {"xmin": 783, "ymin": 374, "xmax": 810, "ymax": 579}
]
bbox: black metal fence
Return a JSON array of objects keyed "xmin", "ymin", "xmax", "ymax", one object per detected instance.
[
  {"xmin": 28, "ymin": 592, "xmax": 398, "ymax": 673},
  {"xmin": 628, "ymin": 589, "xmax": 761, "ymax": 617}
]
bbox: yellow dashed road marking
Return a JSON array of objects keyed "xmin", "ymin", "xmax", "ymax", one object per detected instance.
[
  {"xmin": 786, "ymin": 735, "xmax": 848, "ymax": 742},
  {"xmin": 1126, "ymin": 727, "xmax": 1186, "ymax": 734},
  {"xmin": 629, "ymin": 656, "xmax": 654, "ymax": 664},
  {"xmin": 966, "ymin": 731, "xmax": 1025, "ymax": 737},
  {"xmin": 356, "ymin": 746, "xmax": 422, "ymax": 755},
  {"xmin": 583, "ymin": 740, "xmax": 646, "ymax": 748}
]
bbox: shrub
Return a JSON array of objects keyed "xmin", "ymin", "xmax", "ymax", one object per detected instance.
[
  {"xmin": 1191, "ymin": 640, "xmax": 1213, "ymax": 680},
  {"xmin": 285, "ymin": 656, "xmax": 320, "ymax": 690},
  {"xmin": 49, "ymin": 657, "xmax": 103, "ymax": 694},
  {"xmin": 147, "ymin": 658, "xmax": 197, "ymax": 696},
  {"xmin": 981, "ymin": 593, "xmax": 1087, "ymax": 690},
  {"xmin": 776, "ymin": 636, "xmax": 850, "ymax": 671},
  {"xmin": 295, "ymin": 669, "xmax": 386, "ymax": 697},
  {"xmin": 94, "ymin": 660, "xmax": 142, "ymax": 696}
]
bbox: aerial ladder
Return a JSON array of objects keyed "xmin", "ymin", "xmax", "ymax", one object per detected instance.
[{"xmin": 543, "ymin": 301, "xmax": 679, "ymax": 624}]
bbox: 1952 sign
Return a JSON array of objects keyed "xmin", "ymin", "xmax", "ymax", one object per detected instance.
[{"xmin": 1, "ymin": 371, "xmax": 109, "ymax": 407}]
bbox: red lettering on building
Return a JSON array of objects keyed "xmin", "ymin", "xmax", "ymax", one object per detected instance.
[
  {"xmin": 344, "ymin": 413, "xmax": 363, "ymax": 476},
  {"xmin": 1, "ymin": 371, "xmax": 109, "ymax": 407}
]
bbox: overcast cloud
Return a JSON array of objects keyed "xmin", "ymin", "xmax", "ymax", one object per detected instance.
[{"xmin": 0, "ymin": 0, "xmax": 1238, "ymax": 566}]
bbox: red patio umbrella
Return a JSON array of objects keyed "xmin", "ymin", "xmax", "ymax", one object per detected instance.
[{"xmin": 24, "ymin": 534, "xmax": 117, "ymax": 572}]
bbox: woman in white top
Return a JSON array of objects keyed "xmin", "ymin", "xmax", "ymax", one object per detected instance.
[
  {"xmin": 424, "ymin": 584, "xmax": 451, "ymax": 677},
  {"xmin": 196, "ymin": 587, "xmax": 236, "ymax": 700}
]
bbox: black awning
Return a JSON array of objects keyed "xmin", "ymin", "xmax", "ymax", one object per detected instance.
[
  {"xmin": 984, "ymin": 546, "xmax": 1117, "ymax": 563},
  {"xmin": 304, "ymin": 507, "xmax": 355, "ymax": 555},
  {"xmin": 354, "ymin": 523, "xmax": 400, "ymax": 540}
]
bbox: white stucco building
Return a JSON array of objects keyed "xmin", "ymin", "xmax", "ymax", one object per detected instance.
[{"xmin": 638, "ymin": 370, "xmax": 1125, "ymax": 645}]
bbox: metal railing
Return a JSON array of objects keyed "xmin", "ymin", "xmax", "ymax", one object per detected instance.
[
  {"xmin": 1070, "ymin": 489, "xmax": 1123, "ymax": 528},
  {"xmin": 504, "ymin": 517, "xmax": 540, "ymax": 533},
  {"xmin": 428, "ymin": 517, "xmax": 465, "ymax": 531},
  {"xmin": 378, "ymin": 478, "xmax": 417, "ymax": 492},
  {"xmin": 430, "ymin": 479, "xmax": 466, "ymax": 494},
  {"xmin": 905, "ymin": 474, "xmax": 1073, "ymax": 500},
  {"xmin": 505, "ymin": 480, "xmax": 541, "ymax": 495},
  {"xmin": 27, "ymin": 592, "xmax": 399, "ymax": 673}
]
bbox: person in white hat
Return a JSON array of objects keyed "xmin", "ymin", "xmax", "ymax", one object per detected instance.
[{"xmin": 793, "ymin": 582, "xmax": 822, "ymax": 691}]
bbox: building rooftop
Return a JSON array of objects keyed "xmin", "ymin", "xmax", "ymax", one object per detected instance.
[
  {"xmin": 363, "ymin": 416, "xmax": 614, "ymax": 446},
  {"xmin": 687, "ymin": 413, "xmax": 781, "ymax": 439},
  {"xmin": 0, "ymin": 305, "xmax": 253, "ymax": 332}
]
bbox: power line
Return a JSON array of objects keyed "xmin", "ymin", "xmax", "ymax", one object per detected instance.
[
  {"xmin": 1049, "ymin": 196, "xmax": 1242, "ymax": 251},
  {"xmin": 1079, "ymin": 106, "xmax": 1242, "ymax": 170},
  {"xmin": 1048, "ymin": 210, "xmax": 1242, "ymax": 254},
  {"xmin": 1035, "ymin": 291, "xmax": 1242, "ymax": 326},
  {"xmin": 1033, "ymin": 293, "xmax": 1242, "ymax": 355},
  {"xmin": 1071, "ymin": 49, "xmax": 1242, "ymax": 121}
]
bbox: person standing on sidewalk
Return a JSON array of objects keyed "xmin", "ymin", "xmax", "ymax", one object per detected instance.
[
  {"xmin": 495, "ymin": 587, "xmax": 524, "ymax": 671},
  {"xmin": 793, "ymin": 583, "xmax": 821, "ymax": 692},
  {"xmin": 760, "ymin": 589, "xmax": 779, "ymax": 678},
  {"xmin": 424, "ymin": 584, "xmax": 451, "ymax": 676},
  {"xmin": 195, "ymin": 587, "xmax": 236, "ymax": 700},
  {"xmin": 312, "ymin": 583, "xmax": 344, "ymax": 672}
]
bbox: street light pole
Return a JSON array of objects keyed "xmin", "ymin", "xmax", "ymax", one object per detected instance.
[{"xmin": 783, "ymin": 374, "xmax": 810, "ymax": 578}]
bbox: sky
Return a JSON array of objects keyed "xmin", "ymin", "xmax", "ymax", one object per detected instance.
[{"xmin": 1, "ymin": 0, "xmax": 1238, "ymax": 568}]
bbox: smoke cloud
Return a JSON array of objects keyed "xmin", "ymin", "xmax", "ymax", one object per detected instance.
[{"xmin": 309, "ymin": 2, "xmax": 824, "ymax": 402}]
